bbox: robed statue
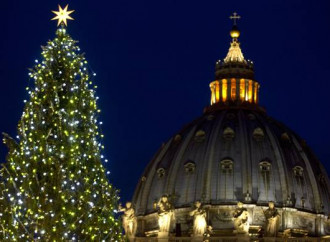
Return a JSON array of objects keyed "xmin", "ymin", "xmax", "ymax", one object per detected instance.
[
  {"xmin": 233, "ymin": 202, "xmax": 249, "ymax": 234},
  {"xmin": 156, "ymin": 195, "xmax": 174, "ymax": 233},
  {"xmin": 264, "ymin": 201, "xmax": 280, "ymax": 237},
  {"xmin": 189, "ymin": 201, "xmax": 207, "ymax": 236},
  {"xmin": 118, "ymin": 201, "xmax": 137, "ymax": 237}
]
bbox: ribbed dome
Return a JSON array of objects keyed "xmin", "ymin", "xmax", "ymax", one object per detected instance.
[
  {"xmin": 133, "ymin": 109, "xmax": 330, "ymax": 216},
  {"xmin": 130, "ymin": 16, "xmax": 330, "ymax": 238}
]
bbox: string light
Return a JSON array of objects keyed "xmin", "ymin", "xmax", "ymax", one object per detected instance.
[{"xmin": 0, "ymin": 24, "xmax": 122, "ymax": 241}]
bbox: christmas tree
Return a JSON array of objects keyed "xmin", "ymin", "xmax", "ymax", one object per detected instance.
[{"xmin": 0, "ymin": 5, "xmax": 122, "ymax": 241}]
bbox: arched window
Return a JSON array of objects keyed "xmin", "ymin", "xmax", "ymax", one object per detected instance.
[
  {"xmin": 218, "ymin": 159, "xmax": 234, "ymax": 201},
  {"xmin": 184, "ymin": 161, "xmax": 196, "ymax": 174},
  {"xmin": 206, "ymin": 114, "xmax": 214, "ymax": 121},
  {"xmin": 174, "ymin": 134, "xmax": 182, "ymax": 142},
  {"xmin": 293, "ymin": 166, "xmax": 304, "ymax": 177},
  {"xmin": 221, "ymin": 79, "xmax": 228, "ymax": 101},
  {"xmin": 231, "ymin": 78, "xmax": 237, "ymax": 100},
  {"xmin": 253, "ymin": 127, "xmax": 264, "ymax": 141},
  {"xmin": 293, "ymin": 165, "xmax": 306, "ymax": 208},
  {"xmin": 254, "ymin": 82, "xmax": 258, "ymax": 103},
  {"xmin": 220, "ymin": 159, "xmax": 234, "ymax": 173},
  {"xmin": 195, "ymin": 130, "xmax": 206, "ymax": 142},
  {"xmin": 248, "ymin": 113, "xmax": 256, "ymax": 120},
  {"xmin": 247, "ymin": 80, "xmax": 253, "ymax": 102},
  {"xmin": 223, "ymin": 127, "xmax": 235, "ymax": 140},
  {"xmin": 281, "ymin": 132, "xmax": 290, "ymax": 142},
  {"xmin": 179, "ymin": 161, "xmax": 197, "ymax": 204},
  {"xmin": 258, "ymin": 160, "xmax": 272, "ymax": 202},
  {"xmin": 226, "ymin": 113, "xmax": 236, "ymax": 120},
  {"xmin": 239, "ymin": 79, "xmax": 245, "ymax": 101},
  {"xmin": 157, "ymin": 168, "xmax": 166, "ymax": 178},
  {"xmin": 209, "ymin": 81, "xmax": 217, "ymax": 105},
  {"xmin": 259, "ymin": 161, "xmax": 271, "ymax": 172}
]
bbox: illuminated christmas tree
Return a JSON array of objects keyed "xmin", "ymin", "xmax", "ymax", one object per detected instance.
[{"xmin": 0, "ymin": 5, "xmax": 122, "ymax": 241}]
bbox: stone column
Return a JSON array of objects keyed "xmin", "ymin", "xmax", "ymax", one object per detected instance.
[
  {"xmin": 316, "ymin": 214, "xmax": 325, "ymax": 236},
  {"xmin": 191, "ymin": 235, "xmax": 204, "ymax": 242}
]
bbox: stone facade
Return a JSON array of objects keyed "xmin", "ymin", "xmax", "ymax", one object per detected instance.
[{"xmin": 131, "ymin": 205, "xmax": 329, "ymax": 240}]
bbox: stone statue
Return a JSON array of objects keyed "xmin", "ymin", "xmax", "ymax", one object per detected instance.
[
  {"xmin": 156, "ymin": 195, "xmax": 174, "ymax": 233},
  {"xmin": 189, "ymin": 201, "xmax": 207, "ymax": 236},
  {"xmin": 264, "ymin": 201, "xmax": 280, "ymax": 237},
  {"xmin": 233, "ymin": 202, "xmax": 249, "ymax": 234},
  {"xmin": 118, "ymin": 201, "xmax": 137, "ymax": 237}
]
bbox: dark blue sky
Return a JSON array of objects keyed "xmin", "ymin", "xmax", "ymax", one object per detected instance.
[{"xmin": 2, "ymin": 0, "xmax": 330, "ymax": 203}]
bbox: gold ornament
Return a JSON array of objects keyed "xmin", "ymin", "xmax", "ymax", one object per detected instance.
[{"xmin": 51, "ymin": 4, "xmax": 74, "ymax": 26}]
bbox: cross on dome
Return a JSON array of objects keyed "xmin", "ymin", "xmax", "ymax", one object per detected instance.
[
  {"xmin": 229, "ymin": 12, "xmax": 241, "ymax": 25},
  {"xmin": 224, "ymin": 12, "xmax": 245, "ymax": 63}
]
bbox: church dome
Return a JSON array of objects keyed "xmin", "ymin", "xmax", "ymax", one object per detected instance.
[
  {"xmin": 133, "ymin": 109, "xmax": 330, "ymax": 215},
  {"xmin": 131, "ymin": 14, "xmax": 330, "ymax": 239}
]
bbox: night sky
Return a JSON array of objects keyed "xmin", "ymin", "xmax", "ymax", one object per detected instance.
[{"xmin": 2, "ymin": 0, "xmax": 330, "ymax": 203}]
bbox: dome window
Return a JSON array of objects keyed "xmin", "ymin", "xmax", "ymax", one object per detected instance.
[
  {"xmin": 221, "ymin": 79, "xmax": 228, "ymax": 101},
  {"xmin": 220, "ymin": 159, "xmax": 234, "ymax": 172},
  {"xmin": 207, "ymin": 114, "xmax": 215, "ymax": 120},
  {"xmin": 226, "ymin": 113, "xmax": 236, "ymax": 120},
  {"xmin": 174, "ymin": 134, "xmax": 182, "ymax": 142},
  {"xmin": 248, "ymin": 113, "xmax": 256, "ymax": 120},
  {"xmin": 157, "ymin": 168, "xmax": 166, "ymax": 178},
  {"xmin": 253, "ymin": 127, "xmax": 264, "ymax": 141},
  {"xmin": 223, "ymin": 127, "xmax": 235, "ymax": 140},
  {"xmin": 319, "ymin": 174, "xmax": 327, "ymax": 184},
  {"xmin": 231, "ymin": 78, "xmax": 237, "ymax": 100},
  {"xmin": 184, "ymin": 161, "xmax": 196, "ymax": 174},
  {"xmin": 281, "ymin": 132, "xmax": 291, "ymax": 142},
  {"xmin": 259, "ymin": 161, "xmax": 271, "ymax": 172},
  {"xmin": 194, "ymin": 130, "xmax": 206, "ymax": 142},
  {"xmin": 293, "ymin": 166, "xmax": 304, "ymax": 177}
]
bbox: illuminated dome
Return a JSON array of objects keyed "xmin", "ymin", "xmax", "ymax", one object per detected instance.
[
  {"xmin": 133, "ymin": 109, "xmax": 330, "ymax": 213},
  {"xmin": 131, "ymin": 15, "xmax": 330, "ymax": 240}
]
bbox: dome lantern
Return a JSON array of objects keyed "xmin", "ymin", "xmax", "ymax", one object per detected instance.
[{"xmin": 209, "ymin": 13, "xmax": 260, "ymax": 108}]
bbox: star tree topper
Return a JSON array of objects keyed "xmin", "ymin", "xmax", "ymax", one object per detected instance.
[{"xmin": 51, "ymin": 4, "xmax": 74, "ymax": 26}]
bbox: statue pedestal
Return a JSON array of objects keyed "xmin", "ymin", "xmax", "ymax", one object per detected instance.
[
  {"xmin": 127, "ymin": 235, "xmax": 135, "ymax": 242},
  {"xmin": 235, "ymin": 233, "xmax": 250, "ymax": 242},
  {"xmin": 157, "ymin": 232, "xmax": 169, "ymax": 242},
  {"xmin": 191, "ymin": 235, "xmax": 204, "ymax": 242},
  {"xmin": 263, "ymin": 237, "xmax": 277, "ymax": 242},
  {"xmin": 157, "ymin": 238, "xmax": 169, "ymax": 242}
]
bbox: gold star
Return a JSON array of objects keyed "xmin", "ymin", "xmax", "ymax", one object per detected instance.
[{"xmin": 51, "ymin": 4, "xmax": 75, "ymax": 26}]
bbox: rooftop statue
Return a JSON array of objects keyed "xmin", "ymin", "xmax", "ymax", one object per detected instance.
[
  {"xmin": 189, "ymin": 201, "xmax": 207, "ymax": 236},
  {"xmin": 155, "ymin": 195, "xmax": 174, "ymax": 233},
  {"xmin": 233, "ymin": 202, "xmax": 249, "ymax": 234},
  {"xmin": 118, "ymin": 201, "xmax": 137, "ymax": 238},
  {"xmin": 264, "ymin": 201, "xmax": 280, "ymax": 237}
]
